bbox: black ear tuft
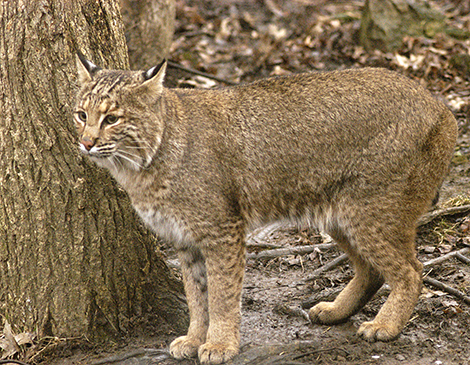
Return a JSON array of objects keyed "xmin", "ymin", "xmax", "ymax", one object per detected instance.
[
  {"xmin": 77, "ymin": 51, "xmax": 101, "ymax": 76},
  {"xmin": 143, "ymin": 59, "xmax": 166, "ymax": 81},
  {"xmin": 139, "ymin": 59, "xmax": 167, "ymax": 94}
]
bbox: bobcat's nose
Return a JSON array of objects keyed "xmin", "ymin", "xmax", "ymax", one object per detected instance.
[{"xmin": 81, "ymin": 136, "xmax": 96, "ymax": 151}]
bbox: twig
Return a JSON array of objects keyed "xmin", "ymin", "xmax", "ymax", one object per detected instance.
[
  {"xmin": 305, "ymin": 253, "xmax": 348, "ymax": 282},
  {"xmin": 292, "ymin": 347, "xmax": 349, "ymax": 360},
  {"xmin": 167, "ymin": 60, "xmax": 238, "ymax": 86},
  {"xmin": 418, "ymin": 204, "xmax": 470, "ymax": 226},
  {"xmin": 166, "ymin": 242, "xmax": 336, "ymax": 269},
  {"xmin": 423, "ymin": 276, "xmax": 470, "ymax": 305},
  {"xmin": 248, "ymin": 243, "xmax": 336, "ymax": 260},
  {"xmin": 455, "ymin": 252, "xmax": 470, "ymax": 265},
  {"xmin": 247, "ymin": 242, "xmax": 284, "ymax": 249},
  {"xmin": 421, "ymin": 248, "xmax": 470, "ymax": 305},
  {"xmin": 422, "ymin": 247, "xmax": 470, "ymax": 267},
  {"xmin": 28, "ymin": 336, "xmax": 85, "ymax": 363}
]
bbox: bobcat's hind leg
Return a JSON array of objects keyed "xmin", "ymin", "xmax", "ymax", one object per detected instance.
[
  {"xmin": 309, "ymin": 242, "xmax": 384, "ymax": 324},
  {"xmin": 357, "ymin": 240, "xmax": 423, "ymax": 341},
  {"xmin": 170, "ymin": 247, "xmax": 209, "ymax": 360}
]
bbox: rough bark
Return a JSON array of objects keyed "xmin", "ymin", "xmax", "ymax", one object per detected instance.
[
  {"xmin": 359, "ymin": 0, "xmax": 446, "ymax": 51},
  {"xmin": 120, "ymin": 0, "xmax": 175, "ymax": 70},
  {"xmin": 0, "ymin": 0, "xmax": 187, "ymax": 341}
]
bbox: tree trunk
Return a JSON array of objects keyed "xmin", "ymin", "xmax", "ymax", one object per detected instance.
[
  {"xmin": 359, "ymin": 0, "xmax": 446, "ymax": 51},
  {"xmin": 0, "ymin": 0, "xmax": 187, "ymax": 341},
  {"xmin": 120, "ymin": 0, "xmax": 175, "ymax": 70}
]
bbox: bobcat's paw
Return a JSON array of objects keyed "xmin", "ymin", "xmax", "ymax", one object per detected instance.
[
  {"xmin": 357, "ymin": 320, "xmax": 400, "ymax": 342},
  {"xmin": 169, "ymin": 335, "xmax": 201, "ymax": 359},
  {"xmin": 198, "ymin": 342, "xmax": 239, "ymax": 365},
  {"xmin": 309, "ymin": 301, "xmax": 346, "ymax": 324}
]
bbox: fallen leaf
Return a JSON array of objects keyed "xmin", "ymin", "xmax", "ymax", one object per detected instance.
[
  {"xmin": 438, "ymin": 244, "xmax": 453, "ymax": 253},
  {"xmin": 442, "ymin": 299, "xmax": 460, "ymax": 308},
  {"xmin": 15, "ymin": 332, "xmax": 35, "ymax": 347},
  {"xmin": 0, "ymin": 320, "xmax": 21, "ymax": 359}
]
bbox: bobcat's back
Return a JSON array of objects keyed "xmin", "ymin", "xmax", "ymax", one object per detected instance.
[{"xmin": 167, "ymin": 68, "xmax": 456, "ymax": 228}]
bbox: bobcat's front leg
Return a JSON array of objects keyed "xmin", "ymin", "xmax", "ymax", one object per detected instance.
[
  {"xmin": 198, "ymin": 223, "xmax": 246, "ymax": 365},
  {"xmin": 170, "ymin": 247, "xmax": 209, "ymax": 359}
]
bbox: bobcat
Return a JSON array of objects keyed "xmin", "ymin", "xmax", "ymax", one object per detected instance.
[{"xmin": 74, "ymin": 53, "xmax": 457, "ymax": 365}]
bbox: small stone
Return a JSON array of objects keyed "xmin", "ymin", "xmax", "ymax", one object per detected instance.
[
  {"xmin": 424, "ymin": 246, "xmax": 436, "ymax": 254},
  {"xmin": 395, "ymin": 354, "xmax": 406, "ymax": 361}
]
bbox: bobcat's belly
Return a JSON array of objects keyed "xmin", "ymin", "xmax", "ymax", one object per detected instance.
[{"xmin": 136, "ymin": 207, "xmax": 193, "ymax": 247}]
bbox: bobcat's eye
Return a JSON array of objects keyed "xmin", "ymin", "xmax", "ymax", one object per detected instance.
[
  {"xmin": 76, "ymin": 111, "xmax": 87, "ymax": 123},
  {"xmin": 103, "ymin": 115, "xmax": 119, "ymax": 125}
]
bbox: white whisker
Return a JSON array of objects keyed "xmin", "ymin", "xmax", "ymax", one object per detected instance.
[
  {"xmin": 132, "ymin": 138, "xmax": 154, "ymax": 149},
  {"xmin": 125, "ymin": 145, "xmax": 149, "ymax": 150},
  {"xmin": 111, "ymin": 155, "xmax": 123, "ymax": 170},
  {"xmin": 118, "ymin": 148, "xmax": 143, "ymax": 160},
  {"xmin": 115, "ymin": 151, "xmax": 145, "ymax": 170}
]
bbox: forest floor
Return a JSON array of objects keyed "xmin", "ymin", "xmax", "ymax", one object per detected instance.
[{"xmin": 29, "ymin": 0, "xmax": 470, "ymax": 364}]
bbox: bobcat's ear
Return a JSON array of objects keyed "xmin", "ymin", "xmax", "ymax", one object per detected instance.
[
  {"xmin": 76, "ymin": 52, "xmax": 101, "ymax": 84},
  {"xmin": 141, "ymin": 59, "xmax": 167, "ymax": 94}
]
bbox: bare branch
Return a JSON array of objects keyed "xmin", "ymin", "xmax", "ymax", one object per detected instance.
[
  {"xmin": 167, "ymin": 60, "xmax": 238, "ymax": 85},
  {"xmin": 305, "ymin": 253, "xmax": 349, "ymax": 282},
  {"xmin": 423, "ymin": 276, "xmax": 470, "ymax": 305},
  {"xmin": 455, "ymin": 252, "xmax": 470, "ymax": 265},
  {"xmin": 248, "ymin": 243, "xmax": 336, "ymax": 260},
  {"xmin": 422, "ymin": 247, "xmax": 470, "ymax": 267},
  {"xmin": 418, "ymin": 204, "xmax": 470, "ymax": 226}
]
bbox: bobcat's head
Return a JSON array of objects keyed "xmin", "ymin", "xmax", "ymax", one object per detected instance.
[{"xmin": 74, "ymin": 53, "xmax": 166, "ymax": 171}]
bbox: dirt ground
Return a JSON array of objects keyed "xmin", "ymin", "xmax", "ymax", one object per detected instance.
[
  {"xmin": 47, "ymin": 202, "xmax": 470, "ymax": 365},
  {"xmin": 16, "ymin": 1, "xmax": 470, "ymax": 364}
]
